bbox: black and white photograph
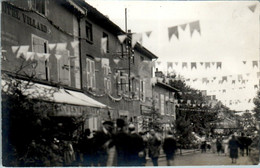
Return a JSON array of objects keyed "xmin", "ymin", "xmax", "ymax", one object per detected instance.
[{"xmin": 1, "ymin": 0, "xmax": 260, "ymax": 166}]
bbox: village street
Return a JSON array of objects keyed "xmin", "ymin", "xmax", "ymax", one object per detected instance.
[{"xmin": 146, "ymin": 150, "xmax": 256, "ymax": 166}]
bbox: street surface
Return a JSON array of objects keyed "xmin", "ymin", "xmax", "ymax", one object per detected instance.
[{"xmin": 146, "ymin": 150, "xmax": 255, "ymax": 166}]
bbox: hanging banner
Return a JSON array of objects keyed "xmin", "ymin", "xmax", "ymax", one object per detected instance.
[
  {"xmin": 191, "ymin": 62, "xmax": 197, "ymax": 70},
  {"xmin": 253, "ymin": 61, "xmax": 258, "ymax": 68},
  {"xmin": 180, "ymin": 23, "xmax": 187, "ymax": 31},
  {"xmin": 205, "ymin": 62, "xmax": 210, "ymax": 69},
  {"xmin": 48, "ymin": 43, "xmax": 57, "ymax": 50},
  {"xmin": 167, "ymin": 62, "xmax": 173, "ymax": 69},
  {"xmin": 182, "ymin": 62, "xmax": 187, "ymax": 69},
  {"xmin": 132, "ymin": 33, "xmax": 142, "ymax": 48},
  {"xmin": 248, "ymin": 4, "xmax": 257, "ymax": 13},
  {"xmin": 216, "ymin": 62, "xmax": 222, "ymax": 69}
]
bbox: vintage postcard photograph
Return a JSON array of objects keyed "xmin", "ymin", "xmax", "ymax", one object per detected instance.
[{"xmin": 1, "ymin": 0, "xmax": 260, "ymax": 167}]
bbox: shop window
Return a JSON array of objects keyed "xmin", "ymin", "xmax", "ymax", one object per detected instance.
[
  {"xmin": 140, "ymin": 80, "xmax": 145, "ymax": 102},
  {"xmin": 32, "ymin": 35, "xmax": 49, "ymax": 80},
  {"xmin": 102, "ymin": 32, "xmax": 109, "ymax": 53},
  {"xmin": 29, "ymin": 0, "xmax": 46, "ymax": 15},
  {"xmin": 86, "ymin": 58, "xmax": 96, "ymax": 90},
  {"xmin": 85, "ymin": 21, "xmax": 93, "ymax": 43},
  {"xmin": 103, "ymin": 66, "xmax": 111, "ymax": 93},
  {"xmin": 56, "ymin": 50, "xmax": 71, "ymax": 86}
]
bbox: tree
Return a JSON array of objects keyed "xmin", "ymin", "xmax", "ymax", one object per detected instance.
[{"xmin": 253, "ymin": 90, "xmax": 260, "ymax": 122}]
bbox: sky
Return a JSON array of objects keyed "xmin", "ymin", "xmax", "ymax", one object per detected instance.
[{"xmin": 85, "ymin": 0, "xmax": 259, "ymax": 111}]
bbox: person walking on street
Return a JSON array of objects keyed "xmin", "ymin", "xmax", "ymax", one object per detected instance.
[
  {"xmin": 147, "ymin": 129, "xmax": 161, "ymax": 166},
  {"xmin": 245, "ymin": 135, "xmax": 253, "ymax": 156},
  {"xmin": 216, "ymin": 137, "xmax": 222, "ymax": 156},
  {"xmin": 113, "ymin": 119, "xmax": 130, "ymax": 166},
  {"xmin": 228, "ymin": 135, "xmax": 239, "ymax": 164},
  {"xmin": 238, "ymin": 133, "xmax": 246, "ymax": 157},
  {"xmin": 127, "ymin": 124, "xmax": 145, "ymax": 166},
  {"xmin": 162, "ymin": 131, "xmax": 177, "ymax": 166},
  {"xmin": 91, "ymin": 121, "xmax": 114, "ymax": 166},
  {"xmin": 77, "ymin": 129, "xmax": 93, "ymax": 166}
]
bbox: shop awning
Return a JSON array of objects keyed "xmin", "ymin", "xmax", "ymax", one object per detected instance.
[{"xmin": 1, "ymin": 79, "xmax": 108, "ymax": 109}]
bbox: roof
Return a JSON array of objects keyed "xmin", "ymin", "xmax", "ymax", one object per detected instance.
[
  {"xmin": 156, "ymin": 81, "xmax": 180, "ymax": 92},
  {"xmin": 134, "ymin": 43, "xmax": 158, "ymax": 60},
  {"xmin": 73, "ymin": 0, "xmax": 125, "ymax": 35}
]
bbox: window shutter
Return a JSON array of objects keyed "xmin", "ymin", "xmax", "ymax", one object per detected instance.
[
  {"xmin": 143, "ymin": 81, "xmax": 146, "ymax": 102},
  {"xmin": 91, "ymin": 60, "xmax": 96, "ymax": 89},
  {"xmin": 86, "ymin": 59, "xmax": 91, "ymax": 88}
]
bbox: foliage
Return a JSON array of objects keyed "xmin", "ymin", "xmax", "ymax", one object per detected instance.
[{"xmin": 253, "ymin": 90, "xmax": 260, "ymax": 122}]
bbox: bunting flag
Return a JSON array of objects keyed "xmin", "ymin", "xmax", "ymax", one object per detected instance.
[
  {"xmin": 145, "ymin": 31, "xmax": 152, "ymax": 37},
  {"xmin": 55, "ymin": 54, "xmax": 62, "ymax": 60},
  {"xmin": 232, "ymin": 80, "xmax": 235, "ymax": 84},
  {"xmin": 248, "ymin": 4, "xmax": 257, "ymax": 13},
  {"xmin": 182, "ymin": 62, "xmax": 187, "ymax": 69},
  {"xmin": 217, "ymin": 62, "xmax": 222, "ymax": 69},
  {"xmin": 48, "ymin": 44, "xmax": 56, "ymax": 51},
  {"xmin": 223, "ymin": 89, "xmax": 226, "ymax": 93},
  {"xmin": 218, "ymin": 80, "xmax": 223, "ymax": 84},
  {"xmin": 222, "ymin": 76, "xmax": 227, "ymax": 82},
  {"xmin": 243, "ymin": 61, "xmax": 247, "ymax": 64},
  {"xmin": 238, "ymin": 74, "xmax": 243, "ymax": 80},
  {"xmin": 101, "ymin": 37, "xmax": 108, "ymax": 53},
  {"xmin": 174, "ymin": 62, "xmax": 178, "ymax": 66},
  {"xmin": 156, "ymin": 61, "xmax": 161, "ymax": 66},
  {"xmin": 168, "ymin": 26, "xmax": 179, "ymax": 41},
  {"xmin": 253, "ymin": 61, "xmax": 258, "ymax": 68},
  {"xmin": 17, "ymin": 45, "xmax": 30, "ymax": 58},
  {"xmin": 254, "ymin": 85, "xmax": 258, "ymax": 89},
  {"xmin": 25, "ymin": 52, "xmax": 35, "ymax": 61},
  {"xmin": 71, "ymin": 41, "xmax": 79, "ymax": 48},
  {"xmin": 202, "ymin": 78, "xmax": 207, "ymax": 83},
  {"xmin": 11, "ymin": 46, "xmax": 19, "ymax": 53},
  {"xmin": 167, "ymin": 62, "xmax": 173, "ymax": 69},
  {"xmin": 113, "ymin": 58, "xmax": 120, "ymax": 64},
  {"xmin": 117, "ymin": 34, "xmax": 127, "ymax": 44},
  {"xmin": 180, "ymin": 24, "xmax": 187, "ymax": 31},
  {"xmin": 246, "ymin": 73, "xmax": 250, "ymax": 76},
  {"xmin": 132, "ymin": 33, "xmax": 142, "ymax": 47},
  {"xmin": 189, "ymin": 20, "xmax": 201, "ymax": 37},
  {"xmin": 212, "ymin": 62, "xmax": 215, "ymax": 66},
  {"xmin": 242, "ymin": 80, "xmax": 245, "ymax": 84},
  {"xmin": 191, "ymin": 62, "xmax": 197, "ymax": 70},
  {"xmin": 205, "ymin": 62, "xmax": 211, "ymax": 69},
  {"xmin": 248, "ymin": 99, "xmax": 251, "ymax": 103},
  {"xmin": 257, "ymin": 72, "xmax": 260, "ymax": 78}
]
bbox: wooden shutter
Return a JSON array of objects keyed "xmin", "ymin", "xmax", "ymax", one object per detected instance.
[{"xmin": 86, "ymin": 58, "xmax": 91, "ymax": 88}]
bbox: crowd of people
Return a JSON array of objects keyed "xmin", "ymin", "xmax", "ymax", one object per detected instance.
[{"xmin": 200, "ymin": 132, "xmax": 254, "ymax": 164}]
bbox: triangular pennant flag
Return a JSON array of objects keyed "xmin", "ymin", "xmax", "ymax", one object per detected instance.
[
  {"xmin": 205, "ymin": 62, "xmax": 210, "ymax": 69},
  {"xmin": 248, "ymin": 99, "xmax": 251, "ymax": 103},
  {"xmin": 217, "ymin": 62, "xmax": 222, "ymax": 69},
  {"xmin": 48, "ymin": 43, "xmax": 57, "ymax": 50},
  {"xmin": 71, "ymin": 41, "xmax": 79, "ymax": 48},
  {"xmin": 189, "ymin": 20, "xmax": 201, "ymax": 37},
  {"xmin": 118, "ymin": 34, "xmax": 127, "ymax": 44},
  {"xmin": 132, "ymin": 33, "xmax": 142, "ymax": 48},
  {"xmin": 254, "ymin": 85, "xmax": 258, "ymax": 89},
  {"xmin": 25, "ymin": 52, "xmax": 35, "ymax": 61},
  {"xmin": 55, "ymin": 54, "xmax": 62, "ymax": 60},
  {"xmin": 238, "ymin": 74, "xmax": 243, "ymax": 80},
  {"xmin": 182, "ymin": 62, "xmax": 187, "ymax": 69},
  {"xmin": 212, "ymin": 62, "xmax": 215, "ymax": 66},
  {"xmin": 43, "ymin": 53, "xmax": 51, "ymax": 60},
  {"xmin": 232, "ymin": 80, "xmax": 235, "ymax": 84},
  {"xmin": 200, "ymin": 62, "xmax": 204, "ymax": 66},
  {"xmin": 222, "ymin": 76, "xmax": 227, "ymax": 82},
  {"xmin": 174, "ymin": 62, "xmax": 178, "ymax": 66},
  {"xmin": 11, "ymin": 46, "xmax": 19, "ymax": 53},
  {"xmin": 113, "ymin": 58, "xmax": 120, "ymax": 65},
  {"xmin": 156, "ymin": 61, "xmax": 161, "ymax": 66},
  {"xmin": 191, "ymin": 62, "xmax": 197, "ymax": 70},
  {"xmin": 202, "ymin": 78, "xmax": 207, "ymax": 83},
  {"xmin": 145, "ymin": 31, "xmax": 152, "ymax": 37},
  {"xmin": 101, "ymin": 37, "xmax": 108, "ymax": 53},
  {"xmin": 180, "ymin": 24, "xmax": 187, "ymax": 31},
  {"xmin": 243, "ymin": 61, "xmax": 247, "ymax": 64},
  {"xmin": 17, "ymin": 45, "xmax": 30, "ymax": 58},
  {"xmin": 168, "ymin": 26, "xmax": 179, "ymax": 41},
  {"xmin": 248, "ymin": 4, "xmax": 257, "ymax": 13},
  {"xmin": 253, "ymin": 61, "xmax": 258, "ymax": 68},
  {"xmin": 167, "ymin": 62, "xmax": 173, "ymax": 69}
]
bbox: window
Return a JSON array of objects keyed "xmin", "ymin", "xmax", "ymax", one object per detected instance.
[
  {"xmin": 117, "ymin": 70, "xmax": 129, "ymax": 95},
  {"xmin": 102, "ymin": 32, "xmax": 109, "ymax": 53},
  {"xmin": 103, "ymin": 65, "xmax": 111, "ymax": 93},
  {"xmin": 29, "ymin": 0, "xmax": 46, "ymax": 15},
  {"xmin": 160, "ymin": 94, "xmax": 165, "ymax": 115},
  {"xmin": 140, "ymin": 80, "xmax": 145, "ymax": 102},
  {"xmin": 86, "ymin": 58, "xmax": 96, "ymax": 90},
  {"xmin": 32, "ymin": 35, "xmax": 49, "ymax": 80},
  {"xmin": 85, "ymin": 21, "xmax": 93, "ymax": 43},
  {"xmin": 56, "ymin": 50, "xmax": 71, "ymax": 86}
]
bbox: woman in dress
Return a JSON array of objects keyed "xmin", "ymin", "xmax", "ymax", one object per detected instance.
[{"xmin": 228, "ymin": 135, "xmax": 239, "ymax": 164}]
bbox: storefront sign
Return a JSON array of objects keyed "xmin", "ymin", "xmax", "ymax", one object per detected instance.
[
  {"xmin": 2, "ymin": 2, "xmax": 48, "ymax": 33},
  {"xmin": 53, "ymin": 104, "xmax": 99, "ymax": 117}
]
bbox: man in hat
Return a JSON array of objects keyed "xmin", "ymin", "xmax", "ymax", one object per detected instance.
[
  {"xmin": 128, "ymin": 123, "xmax": 145, "ymax": 166},
  {"xmin": 113, "ymin": 118, "xmax": 130, "ymax": 166},
  {"xmin": 92, "ymin": 120, "xmax": 114, "ymax": 166}
]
